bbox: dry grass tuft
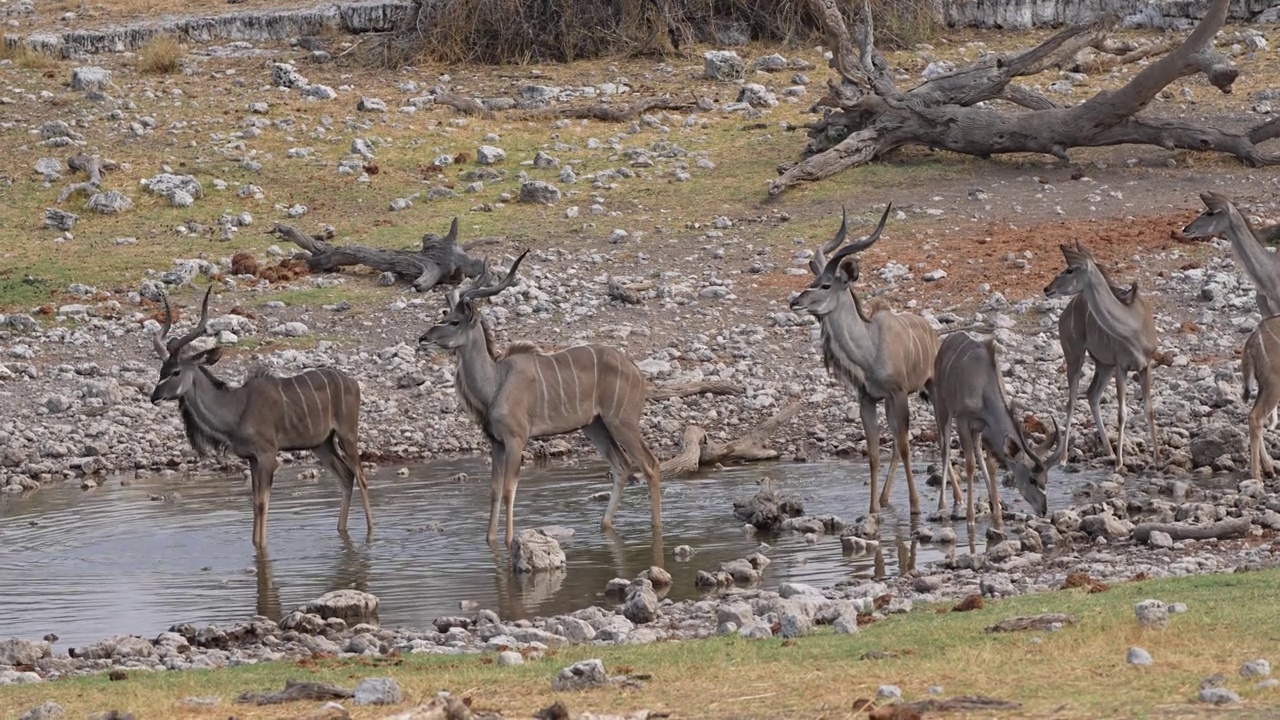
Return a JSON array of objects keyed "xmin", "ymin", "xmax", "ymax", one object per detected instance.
[
  {"xmin": 138, "ymin": 34, "xmax": 183, "ymax": 74},
  {"xmin": 0, "ymin": 41, "xmax": 62, "ymax": 70}
]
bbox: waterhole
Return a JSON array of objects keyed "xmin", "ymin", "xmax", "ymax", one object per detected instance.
[{"xmin": 0, "ymin": 457, "xmax": 1087, "ymax": 648}]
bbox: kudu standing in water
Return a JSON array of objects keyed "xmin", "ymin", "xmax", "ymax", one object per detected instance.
[
  {"xmin": 149, "ymin": 287, "xmax": 374, "ymax": 547},
  {"xmin": 1044, "ymin": 241, "xmax": 1159, "ymax": 470},
  {"xmin": 789, "ymin": 204, "xmax": 941, "ymax": 517},
  {"xmin": 418, "ymin": 251, "xmax": 662, "ymax": 549},
  {"xmin": 924, "ymin": 332, "xmax": 1062, "ymax": 526}
]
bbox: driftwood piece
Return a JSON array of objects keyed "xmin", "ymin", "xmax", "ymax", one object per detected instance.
[
  {"xmin": 657, "ymin": 400, "xmax": 802, "ymax": 479},
  {"xmin": 646, "ymin": 380, "xmax": 744, "ymax": 401},
  {"xmin": 985, "ymin": 613, "xmax": 1078, "ymax": 633},
  {"xmin": 901, "ymin": 696, "xmax": 1023, "ymax": 713},
  {"xmin": 56, "ymin": 153, "xmax": 117, "ymax": 204},
  {"xmin": 1132, "ymin": 516, "xmax": 1252, "ymax": 543},
  {"xmin": 234, "ymin": 679, "xmax": 353, "ymax": 705},
  {"xmin": 772, "ymin": 0, "xmax": 1278, "ymax": 197},
  {"xmin": 547, "ymin": 95, "xmax": 699, "ymax": 122},
  {"xmin": 269, "ymin": 217, "xmax": 485, "ymax": 292}
]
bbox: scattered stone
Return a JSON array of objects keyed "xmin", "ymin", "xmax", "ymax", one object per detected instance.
[
  {"xmin": 352, "ymin": 677, "xmax": 401, "ymax": 706},
  {"xmin": 704, "ymin": 50, "xmax": 745, "ymax": 81},
  {"xmin": 18, "ymin": 702, "xmax": 65, "ymax": 720},
  {"xmin": 1134, "ymin": 599, "xmax": 1169, "ymax": 630},
  {"xmin": 552, "ymin": 659, "xmax": 608, "ymax": 691},
  {"xmin": 1148, "ymin": 530, "xmax": 1174, "ymax": 549},
  {"xmin": 1241, "ymin": 659, "xmax": 1271, "ymax": 678},
  {"xmin": 44, "ymin": 208, "xmax": 78, "ymax": 230},
  {"xmin": 34, "ymin": 157, "xmax": 63, "ymax": 182},
  {"xmin": 1199, "ymin": 687, "xmax": 1240, "ymax": 705},
  {"xmin": 519, "ymin": 181, "xmax": 561, "ymax": 205},
  {"xmin": 1127, "ymin": 647, "xmax": 1154, "ymax": 666},
  {"xmin": 87, "ymin": 191, "xmax": 133, "ymax": 215},
  {"xmin": 477, "ymin": 146, "xmax": 507, "ymax": 165},
  {"xmin": 876, "ymin": 685, "xmax": 903, "ymax": 701},
  {"xmin": 356, "ymin": 97, "xmax": 387, "ymax": 112},
  {"xmin": 737, "ymin": 83, "xmax": 777, "ymax": 108},
  {"xmin": 498, "ymin": 650, "xmax": 525, "ymax": 666},
  {"xmin": 271, "ymin": 62, "xmax": 308, "ymax": 89},
  {"xmin": 621, "ymin": 579, "xmax": 660, "ymax": 624},
  {"xmin": 71, "ymin": 66, "xmax": 112, "ymax": 91}
]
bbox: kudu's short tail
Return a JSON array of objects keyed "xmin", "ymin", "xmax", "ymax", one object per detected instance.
[{"xmin": 1243, "ymin": 351, "xmax": 1255, "ymax": 403}]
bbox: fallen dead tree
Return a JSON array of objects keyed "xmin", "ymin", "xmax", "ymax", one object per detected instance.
[
  {"xmin": 55, "ymin": 153, "xmax": 118, "ymax": 203},
  {"xmin": 771, "ymin": 0, "xmax": 1280, "ymax": 197},
  {"xmin": 1132, "ymin": 516, "xmax": 1252, "ymax": 543},
  {"xmin": 656, "ymin": 400, "xmax": 801, "ymax": 478},
  {"xmin": 268, "ymin": 217, "xmax": 486, "ymax": 292}
]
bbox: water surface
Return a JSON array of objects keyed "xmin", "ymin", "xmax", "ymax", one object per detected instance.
[{"xmin": 0, "ymin": 457, "xmax": 1085, "ymax": 649}]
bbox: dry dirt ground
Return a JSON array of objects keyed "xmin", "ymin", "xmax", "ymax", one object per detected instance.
[{"xmin": 1, "ymin": 12, "xmax": 1280, "ymax": 461}]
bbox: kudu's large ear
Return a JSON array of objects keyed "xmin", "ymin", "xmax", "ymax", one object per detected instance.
[
  {"xmin": 1200, "ymin": 191, "xmax": 1228, "ymax": 211},
  {"xmin": 194, "ymin": 346, "xmax": 224, "ymax": 366}
]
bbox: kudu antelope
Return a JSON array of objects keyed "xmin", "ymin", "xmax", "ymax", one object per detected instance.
[
  {"xmin": 924, "ymin": 332, "xmax": 1062, "ymax": 525},
  {"xmin": 1044, "ymin": 241, "xmax": 1159, "ymax": 470},
  {"xmin": 789, "ymin": 204, "xmax": 941, "ymax": 517},
  {"xmin": 1181, "ymin": 191, "xmax": 1280, "ymax": 318},
  {"xmin": 1182, "ymin": 191, "xmax": 1280, "ymax": 430},
  {"xmin": 149, "ymin": 288, "xmax": 374, "ymax": 548},
  {"xmin": 1241, "ymin": 316, "xmax": 1280, "ymax": 479},
  {"xmin": 417, "ymin": 251, "xmax": 662, "ymax": 548}
]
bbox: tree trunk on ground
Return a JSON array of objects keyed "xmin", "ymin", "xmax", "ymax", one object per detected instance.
[
  {"xmin": 268, "ymin": 217, "xmax": 486, "ymax": 292},
  {"xmin": 1131, "ymin": 516, "xmax": 1252, "ymax": 543},
  {"xmin": 656, "ymin": 400, "xmax": 802, "ymax": 478},
  {"xmin": 770, "ymin": 0, "xmax": 1280, "ymax": 197}
]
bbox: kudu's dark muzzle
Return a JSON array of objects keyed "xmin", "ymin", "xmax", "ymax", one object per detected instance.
[{"xmin": 149, "ymin": 385, "xmax": 165, "ymax": 405}]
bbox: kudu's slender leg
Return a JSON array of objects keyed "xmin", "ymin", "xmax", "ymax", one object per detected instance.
[
  {"xmin": 500, "ymin": 437, "xmax": 528, "ymax": 549},
  {"xmin": 934, "ymin": 402, "xmax": 954, "ymax": 515},
  {"xmin": 957, "ymin": 424, "xmax": 978, "ymax": 527},
  {"xmin": 883, "ymin": 393, "xmax": 919, "ymax": 515},
  {"xmin": 979, "ymin": 445, "xmax": 1002, "ymax": 529},
  {"xmin": 249, "ymin": 455, "xmax": 278, "ymax": 548},
  {"xmin": 486, "ymin": 443, "xmax": 506, "ymax": 544},
  {"xmin": 1249, "ymin": 386, "xmax": 1280, "ymax": 479},
  {"xmin": 1114, "ymin": 371, "xmax": 1129, "ymax": 470},
  {"xmin": 312, "ymin": 441, "xmax": 353, "ymax": 535},
  {"xmin": 1060, "ymin": 344, "xmax": 1086, "ymax": 460},
  {"xmin": 1139, "ymin": 367, "xmax": 1159, "ymax": 466},
  {"xmin": 583, "ymin": 421, "xmax": 630, "ymax": 531},
  {"xmin": 608, "ymin": 420, "xmax": 663, "ymax": 535},
  {"xmin": 1085, "ymin": 365, "xmax": 1116, "ymax": 458},
  {"xmin": 859, "ymin": 396, "xmax": 883, "ymax": 515}
]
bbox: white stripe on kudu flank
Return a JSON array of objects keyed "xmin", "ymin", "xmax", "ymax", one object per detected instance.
[
  {"xmin": 317, "ymin": 371, "xmax": 334, "ymax": 430},
  {"xmin": 551, "ymin": 355, "xmax": 568, "ymax": 414},
  {"xmin": 566, "ymin": 351, "xmax": 580, "ymax": 407},
  {"xmin": 535, "ymin": 362, "xmax": 550, "ymax": 417}
]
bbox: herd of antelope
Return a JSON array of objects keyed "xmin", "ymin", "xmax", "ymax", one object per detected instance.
[{"xmin": 145, "ymin": 191, "xmax": 1280, "ymax": 550}]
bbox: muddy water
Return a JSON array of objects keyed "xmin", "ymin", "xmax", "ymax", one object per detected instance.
[{"xmin": 0, "ymin": 458, "xmax": 1086, "ymax": 649}]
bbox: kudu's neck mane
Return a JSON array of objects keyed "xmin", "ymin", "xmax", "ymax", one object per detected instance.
[{"xmin": 178, "ymin": 365, "xmax": 240, "ymax": 456}]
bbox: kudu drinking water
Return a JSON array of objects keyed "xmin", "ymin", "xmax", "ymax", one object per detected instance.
[
  {"xmin": 149, "ymin": 288, "xmax": 374, "ymax": 548},
  {"xmin": 417, "ymin": 250, "xmax": 662, "ymax": 548},
  {"xmin": 1044, "ymin": 241, "xmax": 1159, "ymax": 470},
  {"xmin": 924, "ymin": 332, "xmax": 1062, "ymax": 525},
  {"xmin": 789, "ymin": 204, "xmax": 941, "ymax": 517}
]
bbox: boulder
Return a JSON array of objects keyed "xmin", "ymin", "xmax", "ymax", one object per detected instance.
[
  {"xmin": 301, "ymin": 589, "xmax": 380, "ymax": 627},
  {"xmin": 511, "ymin": 528, "xmax": 566, "ymax": 573}
]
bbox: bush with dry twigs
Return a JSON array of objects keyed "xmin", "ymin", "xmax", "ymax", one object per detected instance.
[
  {"xmin": 377, "ymin": 0, "xmax": 936, "ymax": 66},
  {"xmin": 139, "ymin": 34, "xmax": 183, "ymax": 74}
]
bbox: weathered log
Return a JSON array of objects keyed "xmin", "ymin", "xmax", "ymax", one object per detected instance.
[
  {"xmin": 234, "ymin": 679, "xmax": 352, "ymax": 705},
  {"xmin": 546, "ymin": 95, "xmax": 700, "ymax": 122},
  {"xmin": 647, "ymin": 380, "xmax": 744, "ymax": 401},
  {"xmin": 772, "ymin": 0, "xmax": 1278, "ymax": 197},
  {"xmin": 607, "ymin": 278, "xmax": 648, "ymax": 305},
  {"xmin": 268, "ymin": 217, "xmax": 486, "ymax": 292},
  {"xmin": 656, "ymin": 400, "xmax": 802, "ymax": 479},
  {"xmin": 1132, "ymin": 516, "xmax": 1252, "ymax": 543},
  {"xmin": 985, "ymin": 613, "xmax": 1078, "ymax": 633},
  {"xmin": 435, "ymin": 92, "xmax": 491, "ymax": 118}
]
